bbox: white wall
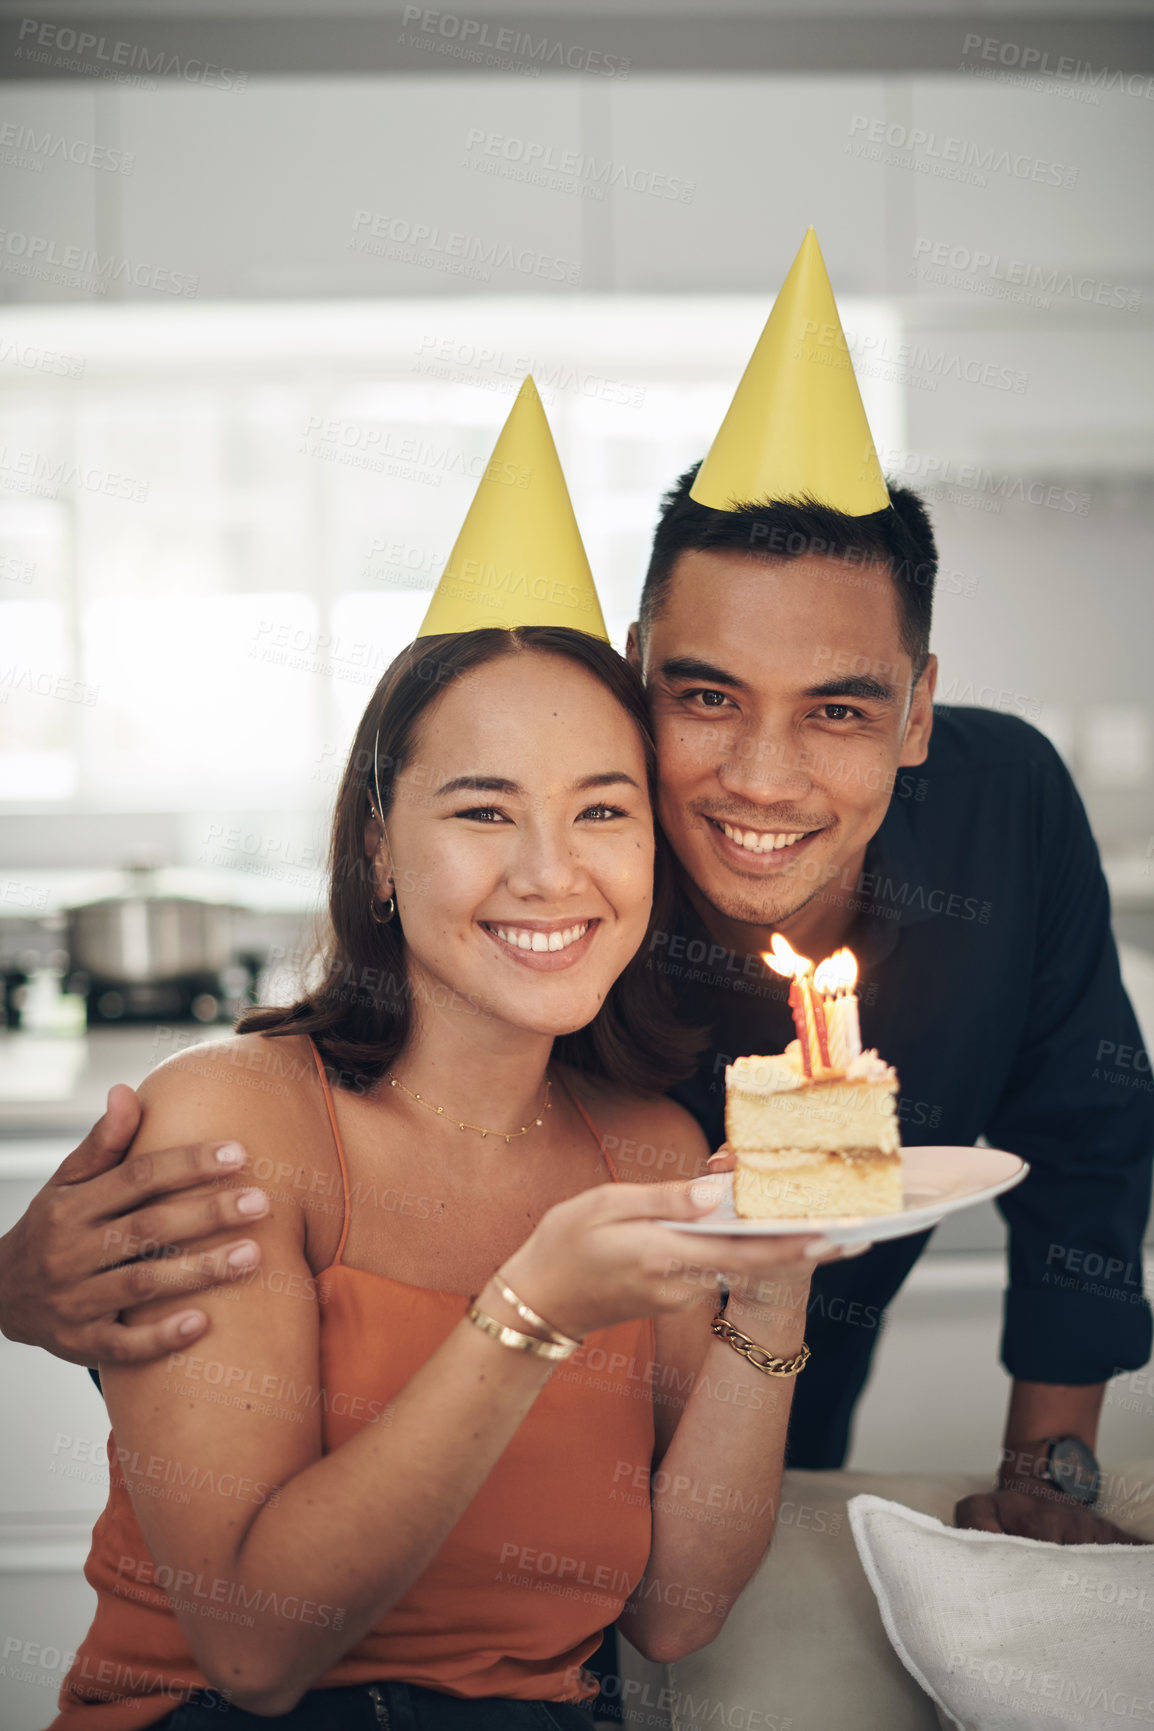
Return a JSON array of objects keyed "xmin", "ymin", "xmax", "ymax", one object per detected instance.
[{"xmin": 2, "ymin": 70, "xmax": 1152, "ymax": 842}]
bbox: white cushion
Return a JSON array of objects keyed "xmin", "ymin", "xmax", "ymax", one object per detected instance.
[
  {"xmin": 616, "ymin": 1461, "xmax": 1154, "ymax": 1731},
  {"xmin": 848, "ymin": 1490, "xmax": 1154, "ymax": 1731}
]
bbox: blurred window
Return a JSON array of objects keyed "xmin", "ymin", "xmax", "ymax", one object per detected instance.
[{"xmin": 0, "ymin": 300, "xmax": 903, "ymax": 812}]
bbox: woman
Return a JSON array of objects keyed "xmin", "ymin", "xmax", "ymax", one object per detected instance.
[{"xmin": 55, "ymin": 625, "xmax": 848, "ymax": 1731}]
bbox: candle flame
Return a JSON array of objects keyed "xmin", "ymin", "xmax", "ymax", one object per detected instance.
[
  {"xmin": 763, "ymin": 933, "xmax": 813, "ymax": 979},
  {"xmin": 813, "ymin": 947, "xmax": 858, "ymax": 997}
]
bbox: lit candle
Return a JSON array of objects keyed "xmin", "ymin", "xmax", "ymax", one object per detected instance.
[
  {"xmin": 764, "ymin": 934, "xmax": 832, "ymax": 1078},
  {"xmin": 792, "ymin": 978, "xmax": 817, "ymax": 1076},
  {"xmin": 813, "ymin": 947, "xmax": 861, "ymax": 1071}
]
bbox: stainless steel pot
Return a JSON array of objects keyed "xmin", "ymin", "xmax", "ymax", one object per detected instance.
[{"xmin": 66, "ymin": 895, "xmax": 238, "ymax": 984}]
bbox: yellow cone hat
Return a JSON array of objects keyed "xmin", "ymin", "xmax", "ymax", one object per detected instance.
[
  {"xmin": 690, "ymin": 227, "xmax": 890, "ymax": 516},
  {"xmin": 417, "ymin": 376, "xmax": 608, "ymax": 640}
]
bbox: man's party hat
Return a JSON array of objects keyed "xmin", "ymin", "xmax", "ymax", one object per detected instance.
[
  {"xmin": 690, "ymin": 227, "xmax": 890, "ymax": 516},
  {"xmin": 417, "ymin": 376, "xmax": 609, "ymax": 639}
]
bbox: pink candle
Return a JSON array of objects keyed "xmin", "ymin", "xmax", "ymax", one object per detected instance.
[
  {"xmin": 766, "ymin": 935, "xmax": 834, "ymax": 1078},
  {"xmin": 787, "ymin": 978, "xmax": 815, "ymax": 1077},
  {"xmin": 802, "ymin": 975, "xmax": 832, "ymax": 1071}
]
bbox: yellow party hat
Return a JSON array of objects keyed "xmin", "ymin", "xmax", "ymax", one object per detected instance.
[
  {"xmin": 417, "ymin": 376, "xmax": 608, "ymax": 640},
  {"xmin": 690, "ymin": 227, "xmax": 890, "ymax": 516}
]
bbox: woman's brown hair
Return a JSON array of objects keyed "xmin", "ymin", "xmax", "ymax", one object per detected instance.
[{"xmin": 238, "ymin": 625, "xmax": 703, "ymax": 1095}]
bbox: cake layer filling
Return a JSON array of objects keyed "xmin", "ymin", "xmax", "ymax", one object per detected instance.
[
  {"xmin": 733, "ymin": 1156, "xmax": 903, "ymax": 1220},
  {"xmin": 735, "ymin": 1148, "xmax": 901, "ymax": 1168},
  {"xmin": 726, "ymin": 1083, "xmax": 900, "ymax": 1156}
]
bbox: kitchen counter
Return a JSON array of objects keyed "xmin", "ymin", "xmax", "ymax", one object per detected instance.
[
  {"xmin": 2, "ymin": 942, "xmax": 1151, "ymax": 1255},
  {"xmin": 0, "ymin": 1023, "xmax": 234, "ymax": 1140},
  {"xmin": 0, "ymin": 864, "xmax": 325, "ymax": 919}
]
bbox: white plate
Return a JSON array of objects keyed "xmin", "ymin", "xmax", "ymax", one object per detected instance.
[{"xmin": 656, "ymin": 1146, "xmax": 1029, "ymax": 1245}]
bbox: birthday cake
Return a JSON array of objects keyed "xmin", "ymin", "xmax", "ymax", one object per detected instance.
[{"xmin": 725, "ymin": 940, "xmax": 903, "ymax": 1219}]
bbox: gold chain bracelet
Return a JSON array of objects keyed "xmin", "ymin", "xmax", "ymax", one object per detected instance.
[
  {"xmin": 711, "ymin": 1310, "xmax": 811, "ymax": 1378},
  {"xmin": 465, "ymin": 1299, "xmax": 579, "ymax": 1361}
]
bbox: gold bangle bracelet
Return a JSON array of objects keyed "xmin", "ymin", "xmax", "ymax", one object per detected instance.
[
  {"xmin": 465, "ymin": 1300, "xmax": 578, "ymax": 1361},
  {"xmin": 491, "ymin": 1273, "xmax": 582, "ymax": 1350},
  {"xmin": 711, "ymin": 1311, "xmax": 811, "ymax": 1378}
]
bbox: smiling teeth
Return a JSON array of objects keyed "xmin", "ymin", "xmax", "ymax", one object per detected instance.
[
  {"xmin": 719, "ymin": 822, "xmax": 806, "ymax": 854},
  {"xmin": 493, "ymin": 922, "xmax": 591, "ymax": 952}
]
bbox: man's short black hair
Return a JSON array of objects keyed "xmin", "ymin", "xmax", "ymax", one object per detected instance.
[{"xmin": 639, "ymin": 465, "xmax": 938, "ymax": 682}]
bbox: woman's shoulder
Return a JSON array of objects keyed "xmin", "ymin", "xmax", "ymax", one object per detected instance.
[
  {"xmin": 138, "ymin": 1029, "xmax": 326, "ymax": 1146},
  {"xmin": 555, "ymin": 1064, "xmax": 711, "ymax": 1185},
  {"xmin": 134, "ymin": 1031, "xmax": 344, "ymax": 1256}
]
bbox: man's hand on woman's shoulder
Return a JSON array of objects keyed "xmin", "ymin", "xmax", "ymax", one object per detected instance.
[{"xmin": 0, "ymin": 1043, "xmax": 274, "ymax": 1367}]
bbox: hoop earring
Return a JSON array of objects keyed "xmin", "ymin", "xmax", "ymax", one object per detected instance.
[{"xmin": 369, "ymin": 892, "xmax": 396, "ymax": 926}]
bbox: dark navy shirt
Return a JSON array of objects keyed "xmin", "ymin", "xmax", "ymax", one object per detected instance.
[{"xmin": 655, "ymin": 706, "xmax": 1153, "ymax": 1468}]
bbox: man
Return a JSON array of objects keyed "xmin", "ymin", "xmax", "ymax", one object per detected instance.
[
  {"xmin": 2, "ymin": 233, "xmax": 1150, "ymax": 1548},
  {"xmin": 628, "ymin": 469, "xmax": 1152, "ymax": 1544},
  {"xmin": 623, "ymin": 229, "xmax": 1151, "ymax": 1544}
]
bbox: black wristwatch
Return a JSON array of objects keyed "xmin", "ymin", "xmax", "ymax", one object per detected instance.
[{"xmin": 1033, "ymin": 1435, "xmax": 1101, "ymax": 1507}]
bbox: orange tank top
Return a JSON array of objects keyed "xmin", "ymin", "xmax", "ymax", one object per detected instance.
[{"xmin": 52, "ymin": 1043, "xmax": 657, "ymax": 1729}]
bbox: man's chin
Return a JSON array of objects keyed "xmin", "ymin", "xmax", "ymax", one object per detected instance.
[
  {"xmin": 717, "ymin": 889, "xmax": 821, "ymax": 930},
  {"xmin": 681, "ymin": 844, "xmax": 833, "ymax": 927},
  {"xmin": 690, "ymin": 869, "xmax": 826, "ymax": 934}
]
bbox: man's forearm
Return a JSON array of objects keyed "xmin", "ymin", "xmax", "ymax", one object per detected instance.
[
  {"xmin": 1001, "ymin": 1378, "xmax": 1105, "ymax": 1463},
  {"xmin": 957, "ymin": 1376, "xmax": 1144, "ymax": 1542}
]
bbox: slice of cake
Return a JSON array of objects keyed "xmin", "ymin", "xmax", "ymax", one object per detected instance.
[{"xmin": 725, "ymin": 1043, "xmax": 902, "ymax": 1219}]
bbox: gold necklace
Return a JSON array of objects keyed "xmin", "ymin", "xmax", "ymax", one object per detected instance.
[{"xmin": 386, "ymin": 1070, "xmax": 552, "ymax": 1144}]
